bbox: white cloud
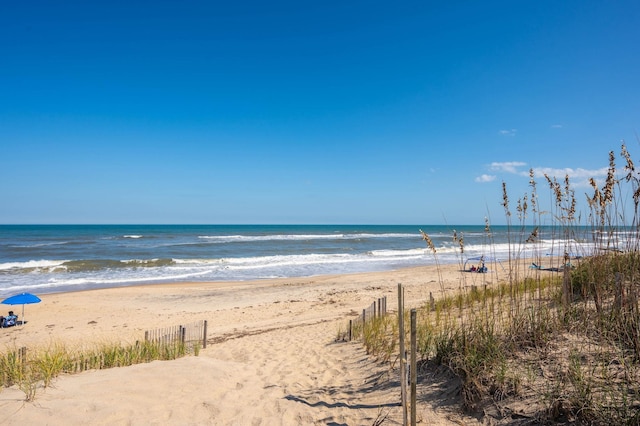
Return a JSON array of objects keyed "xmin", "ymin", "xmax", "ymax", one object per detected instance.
[
  {"xmin": 490, "ymin": 161, "xmax": 527, "ymax": 174},
  {"xmin": 499, "ymin": 129, "xmax": 517, "ymax": 136},
  {"xmin": 531, "ymin": 167, "xmax": 606, "ymax": 179},
  {"xmin": 530, "ymin": 167, "xmax": 608, "ymax": 187},
  {"xmin": 551, "ymin": 124, "xmax": 563, "ymax": 128},
  {"xmin": 475, "ymin": 174, "xmax": 497, "ymax": 183},
  {"xmin": 479, "ymin": 161, "xmax": 609, "ymax": 188}
]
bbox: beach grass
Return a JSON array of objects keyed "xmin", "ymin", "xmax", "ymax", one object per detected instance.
[
  {"xmin": 0, "ymin": 338, "xmax": 197, "ymax": 401},
  {"xmin": 351, "ymin": 144, "xmax": 640, "ymax": 423}
]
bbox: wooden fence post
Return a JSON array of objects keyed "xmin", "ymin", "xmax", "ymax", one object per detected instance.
[
  {"xmin": 398, "ymin": 283, "xmax": 407, "ymax": 426},
  {"xmin": 562, "ymin": 252, "xmax": 571, "ymax": 309},
  {"xmin": 203, "ymin": 320, "xmax": 208, "ymax": 349},
  {"xmin": 19, "ymin": 347, "xmax": 27, "ymax": 373},
  {"xmin": 348, "ymin": 319, "xmax": 352, "ymax": 341},
  {"xmin": 410, "ymin": 309, "xmax": 417, "ymax": 426}
]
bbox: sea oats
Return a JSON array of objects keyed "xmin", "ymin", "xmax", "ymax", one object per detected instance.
[
  {"xmin": 622, "ymin": 143, "xmax": 635, "ymax": 177},
  {"xmin": 603, "ymin": 150, "xmax": 616, "ymax": 205},
  {"xmin": 529, "ymin": 169, "xmax": 538, "ymax": 214},
  {"xmin": 502, "ymin": 182, "xmax": 511, "ymax": 217},
  {"xmin": 420, "ymin": 229, "xmax": 436, "ymax": 254},
  {"xmin": 525, "ymin": 226, "xmax": 538, "ymax": 243}
]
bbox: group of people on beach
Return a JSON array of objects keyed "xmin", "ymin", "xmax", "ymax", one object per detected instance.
[
  {"xmin": 469, "ymin": 263, "xmax": 487, "ymax": 273},
  {"xmin": 0, "ymin": 311, "xmax": 18, "ymax": 328}
]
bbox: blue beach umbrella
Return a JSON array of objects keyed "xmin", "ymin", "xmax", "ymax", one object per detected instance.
[{"xmin": 2, "ymin": 292, "xmax": 41, "ymax": 325}]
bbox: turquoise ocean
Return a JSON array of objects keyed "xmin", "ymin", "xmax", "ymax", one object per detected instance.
[{"xmin": 0, "ymin": 224, "xmax": 599, "ymax": 297}]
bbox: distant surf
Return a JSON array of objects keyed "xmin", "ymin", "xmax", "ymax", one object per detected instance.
[{"xmin": 0, "ymin": 224, "xmax": 604, "ymax": 296}]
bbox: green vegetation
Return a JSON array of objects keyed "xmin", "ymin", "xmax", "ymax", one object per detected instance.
[
  {"xmin": 0, "ymin": 339, "xmax": 197, "ymax": 401},
  {"xmin": 352, "ymin": 144, "xmax": 640, "ymax": 424}
]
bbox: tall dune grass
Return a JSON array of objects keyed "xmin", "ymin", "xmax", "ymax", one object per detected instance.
[{"xmin": 355, "ymin": 144, "xmax": 640, "ymax": 423}]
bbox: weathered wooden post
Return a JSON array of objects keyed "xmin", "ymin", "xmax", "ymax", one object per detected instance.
[
  {"xmin": 19, "ymin": 347, "xmax": 27, "ymax": 373},
  {"xmin": 398, "ymin": 283, "xmax": 407, "ymax": 426},
  {"xmin": 562, "ymin": 252, "xmax": 571, "ymax": 310},
  {"xmin": 203, "ymin": 320, "xmax": 208, "ymax": 349},
  {"xmin": 348, "ymin": 319, "xmax": 353, "ymax": 341},
  {"xmin": 410, "ymin": 309, "xmax": 417, "ymax": 426}
]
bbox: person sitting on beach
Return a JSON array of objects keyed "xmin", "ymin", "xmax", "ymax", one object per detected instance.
[
  {"xmin": 470, "ymin": 265, "xmax": 476, "ymax": 272},
  {"xmin": 3, "ymin": 311, "xmax": 17, "ymax": 327}
]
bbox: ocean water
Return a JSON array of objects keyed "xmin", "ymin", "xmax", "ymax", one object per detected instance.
[{"xmin": 0, "ymin": 224, "xmax": 602, "ymax": 297}]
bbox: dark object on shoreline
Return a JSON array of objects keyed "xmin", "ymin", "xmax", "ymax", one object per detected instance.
[{"xmin": 530, "ymin": 262, "xmax": 573, "ymax": 272}]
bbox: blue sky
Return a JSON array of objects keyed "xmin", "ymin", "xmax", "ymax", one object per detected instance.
[{"xmin": 1, "ymin": 1, "xmax": 639, "ymax": 225}]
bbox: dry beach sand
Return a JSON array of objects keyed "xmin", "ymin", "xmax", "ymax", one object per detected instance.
[{"xmin": 0, "ymin": 263, "xmax": 534, "ymax": 425}]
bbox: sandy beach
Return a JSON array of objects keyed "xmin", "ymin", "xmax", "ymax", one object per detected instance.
[{"xmin": 0, "ymin": 263, "xmax": 518, "ymax": 425}]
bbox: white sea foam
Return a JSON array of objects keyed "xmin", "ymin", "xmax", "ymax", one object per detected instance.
[
  {"xmin": 197, "ymin": 232, "xmax": 417, "ymax": 243},
  {"xmin": 368, "ymin": 248, "xmax": 427, "ymax": 257},
  {"xmin": 46, "ymin": 269, "xmax": 212, "ymax": 287},
  {"xmin": 0, "ymin": 259, "xmax": 68, "ymax": 271},
  {"xmin": 173, "ymin": 258, "xmax": 226, "ymax": 265},
  {"xmin": 11, "ymin": 241, "xmax": 72, "ymax": 248}
]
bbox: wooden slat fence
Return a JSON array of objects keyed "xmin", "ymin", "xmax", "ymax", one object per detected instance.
[
  {"xmin": 144, "ymin": 319, "xmax": 208, "ymax": 350},
  {"xmin": 0, "ymin": 321, "xmax": 210, "ymax": 382},
  {"xmin": 346, "ymin": 296, "xmax": 387, "ymax": 341}
]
